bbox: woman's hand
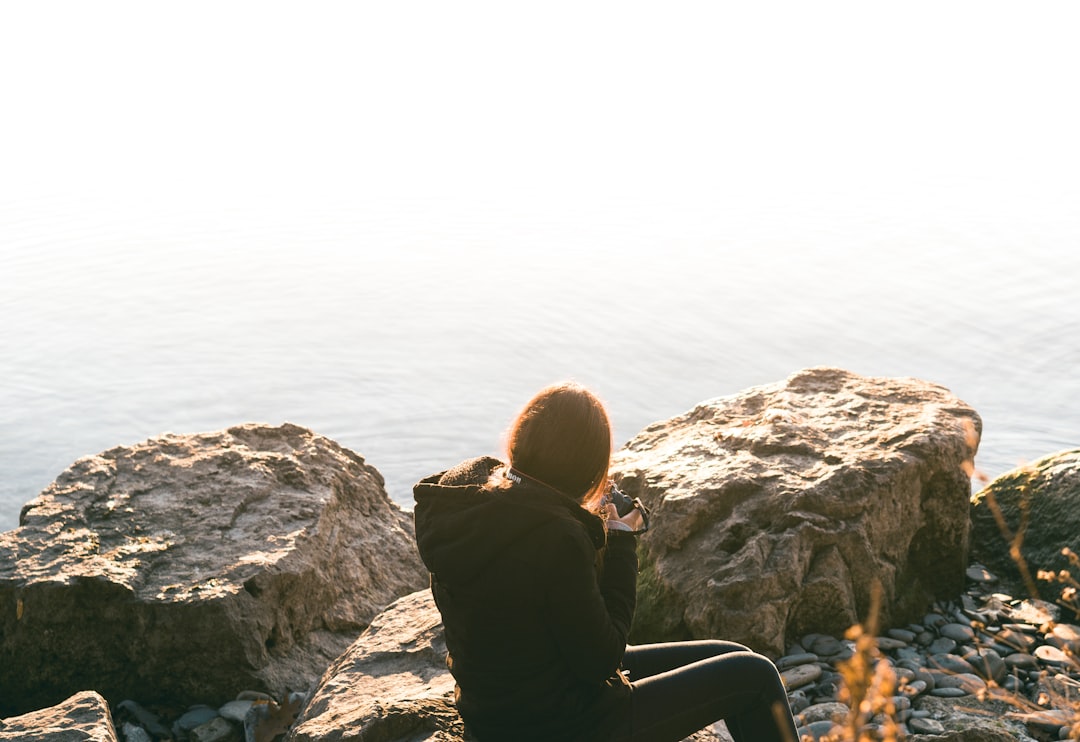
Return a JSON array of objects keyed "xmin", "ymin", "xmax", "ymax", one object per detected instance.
[{"xmin": 603, "ymin": 503, "xmax": 645, "ymax": 533}]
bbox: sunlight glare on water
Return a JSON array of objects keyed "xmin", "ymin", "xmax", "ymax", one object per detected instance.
[{"xmin": 2, "ymin": 2, "xmax": 1079, "ymax": 528}]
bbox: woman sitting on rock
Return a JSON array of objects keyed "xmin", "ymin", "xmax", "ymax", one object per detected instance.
[{"xmin": 413, "ymin": 381, "xmax": 800, "ymax": 742}]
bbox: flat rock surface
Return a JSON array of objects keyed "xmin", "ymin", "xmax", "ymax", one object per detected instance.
[
  {"xmin": 0, "ymin": 691, "xmax": 117, "ymax": 741},
  {"xmin": 289, "ymin": 589, "xmax": 464, "ymax": 742},
  {"xmin": 0, "ymin": 423, "xmax": 428, "ymax": 715},
  {"xmin": 611, "ymin": 367, "xmax": 981, "ymax": 654}
]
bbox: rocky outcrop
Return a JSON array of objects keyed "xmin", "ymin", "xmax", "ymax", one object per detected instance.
[
  {"xmin": 288, "ymin": 590, "xmax": 464, "ymax": 742},
  {"xmin": 289, "ymin": 576, "xmax": 1080, "ymax": 741},
  {"xmin": 970, "ymin": 449, "xmax": 1080, "ymax": 601},
  {"xmin": 0, "ymin": 691, "xmax": 118, "ymax": 741},
  {"xmin": 610, "ymin": 367, "xmax": 981, "ymax": 655},
  {"xmin": 0, "ymin": 423, "xmax": 428, "ymax": 717},
  {"xmin": 289, "ymin": 590, "xmax": 731, "ymax": 742}
]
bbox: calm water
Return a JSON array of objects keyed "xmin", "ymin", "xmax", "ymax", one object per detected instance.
[
  {"xmin": 2, "ymin": 196, "xmax": 1078, "ymax": 531},
  {"xmin": 4, "ymin": 3, "xmax": 1079, "ymax": 530}
]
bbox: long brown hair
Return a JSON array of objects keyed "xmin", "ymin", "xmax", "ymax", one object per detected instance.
[{"xmin": 504, "ymin": 381, "xmax": 612, "ymax": 506}]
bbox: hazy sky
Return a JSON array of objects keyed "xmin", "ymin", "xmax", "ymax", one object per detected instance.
[{"xmin": 3, "ymin": 2, "xmax": 1078, "ymax": 236}]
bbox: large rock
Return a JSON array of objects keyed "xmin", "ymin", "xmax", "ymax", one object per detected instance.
[
  {"xmin": 0, "ymin": 423, "xmax": 428, "ymax": 716},
  {"xmin": 970, "ymin": 449, "xmax": 1080, "ymax": 599},
  {"xmin": 611, "ymin": 367, "xmax": 981, "ymax": 656},
  {"xmin": 0, "ymin": 691, "xmax": 118, "ymax": 741},
  {"xmin": 289, "ymin": 590, "xmax": 730, "ymax": 742}
]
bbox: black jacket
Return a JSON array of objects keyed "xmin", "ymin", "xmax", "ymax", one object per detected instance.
[{"xmin": 413, "ymin": 457, "xmax": 638, "ymax": 742}]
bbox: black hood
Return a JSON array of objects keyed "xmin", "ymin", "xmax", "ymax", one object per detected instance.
[{"xmin": 413, "ymin": 456, "xmax": 606, "ymax": 585}]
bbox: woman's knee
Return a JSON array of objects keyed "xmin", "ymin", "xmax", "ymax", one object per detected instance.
[
  {"xmin": 738, "ymin": 651, "xmax": 786, "ymax": 688},
  {"xmin": 685, "ymin": 639, "xmax": 753, "ymax": 656}
]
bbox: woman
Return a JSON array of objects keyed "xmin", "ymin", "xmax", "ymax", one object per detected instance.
[{"xmin": 413, "ymin": 382, "xmax": 800, "ymax": 742}]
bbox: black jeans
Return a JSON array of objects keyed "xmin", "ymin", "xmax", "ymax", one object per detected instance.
[{"xmin": 608, "ymin": 641, "xmax": 800, "ymax": 742}]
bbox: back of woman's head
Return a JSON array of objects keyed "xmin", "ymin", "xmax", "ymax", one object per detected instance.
[{"xmin": 506, "ymin": 382, "xmax": 612, "ymax": 503}]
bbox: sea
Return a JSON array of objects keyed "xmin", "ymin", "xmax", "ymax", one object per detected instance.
[
  {"xmin": 2, "ymin": 193, "xmax": 1078, "ymax": 532},
  {"xmin": 2, "ymin": 2, "xmax": 1079, "ymax": 532}
]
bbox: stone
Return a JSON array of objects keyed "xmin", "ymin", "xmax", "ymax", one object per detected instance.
[
  {"xmin": 888, "ymin": 628, "xmax": 917, "ymax": 643},
  {"xmin": 928, "ymin": 653, "xmax": 979, "ymax": 676},
  {"xmin": 924, "ymin": 612, "xmax": 948, "ymax": 628},
  {"xmin": 190, "ymin": 716, "xmax": 241, "ymax": 742},
  {"xmin": 218, "ymin": 700, "xmax": 254, "ymax": 724},
  {"xmin": 776, "ymin": 653, "xmax": 819, "ymax": 670},
  {"xmin": 896, "ymin": 646, "xmax": 922, "ymax": 661},
  {"xmin": 236, "ymin": 691, "xmax": 275, "ymax": 702},
  {"xmin": 781, "ymin": 663, "xmax": 822, "ymax": 690},
  {"xmin": 895, "ymin": 666, "xmax": 917, "ymax": 683},
  {"xmin": 1034, "ymin": 645, "xmax": 1072, "ymax": 665},
  {"xmin": 966, "ymin": 565, "xmax": 998, "ymax": 583},
  {"xmin": 807, "ymin": 636, "xmax": 843, "ymax": 657},
  {"xmin": 940, "ymin": 623, "xmax": 976, "ymax": 643},
  {"xmin": 961, "ymin": 648, "xmax": 1007, "ymax": 685},
  {"xmin": 796, "ymin": 702, "xmax": 849, "ymax": 725},
  {"xmin": 684, "ymin": 724, "xmax": 733, "ymax": 742},
  {"xmin": 909, "ymin": 717, "xmax": 946, "ymax": 734},
  {"xmin": 1050, "ymin": 623, "xmax": 1080, "ymax": 652},
  {"xmin": 936, "ymin": 673, "xmax": 986, "ymax": 694},
  {"xmin": 1010, "ymin": 599, "xmax": 1060, "ymax": 626},
  {"xmin": 812, "ymin": 682, "xmax": 840, "ymax": 702},
  {"xmin": 788, "ymin": 691, "xmax": 810, "ymax": 715},
  {"xmin": 175, "ymin": 706, "xmax": 219, "ymax": 733},
  {"xmin": 121, "ymin": 724, "xmax": 152, "ymax": 742},
  {"xmin": 0, "ymin": 691, "xmax": 117, "ymax": 741},
  {"xmin": 901, "ymin": 679, "xmax": 927, "ymax": 697},
  {"xmin": 114, "ymin": 700, "xmax": 170, "ymax": 739},
  {"xmin": 875, "ymin": 637, "xmax": 908, "ymax": 651},
  {"xmin": 610, "ymin": 367, "xmax": 980, "ymax": 654},
  {"xmin": 797, "ymin": 719, "xmax": 841, "ymax": 741},
  {"xmin": 931, "ymin": 687, "xmax": 970, "ymax": 697},
  {"xmin": 929, "ymin": 637, "xmax": 959, "ymax": 654},
  {"xmin": 1003, "ymin": 653, "xmax": 1040, "ymax": 670},
  {"xmin": 0, "ymin": 423, "xmax": 429, "ymax": 716},
  {"xmin": 289, "ymin": 589, "xmax": 467, "ymax": 742},
  {"xmin": 995, "ymin": 628, "xmax": 1036, "ymax": 653},
  {"xmin": 970, "ymin": 449, "xmax": 1080, "ymax": 597},
  {"xmin": 708, "ymin": 725, "xmax": 736, "ymax": 742}
]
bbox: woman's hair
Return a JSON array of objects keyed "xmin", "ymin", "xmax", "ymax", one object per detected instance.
[{"xmin": 504, "ymin": 381, "xmax": 612, "ymax": 505}]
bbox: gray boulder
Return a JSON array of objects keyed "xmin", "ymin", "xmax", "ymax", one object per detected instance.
[
  {"xmin": 611, "ymin": 367, "xmax": 980, "ymax": 655},
  {"xmin": 0, "ymin": 691, "xmax": 118, "ymax": 741},
  {"xmin": 0, "ymin": 423, "xmax": 428, "ymax": 716},
  {"xmin": 289, "ymin": 590, "xmax": 731, "ymax": 742},
  {"xmin": 970, "ymin": 449, "xmax": 1080, "ymax": 600}
]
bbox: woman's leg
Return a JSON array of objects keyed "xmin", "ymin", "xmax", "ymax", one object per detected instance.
[
  {"xmin": 622, "ymin": 640, "xmax": 751, "ymax": 681},
  {"xmin": 613, "ymin": 642, "xmax": 799, "ymax": 742}
]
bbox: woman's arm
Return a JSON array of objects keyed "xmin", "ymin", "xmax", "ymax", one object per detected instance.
[
  {"xmin": 597, "ymin": 530, "xmax": 638, "ymax": 630},
  {"xmin": 541, "ymin": 526, "xmax": 638, "ymax": 684}
]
